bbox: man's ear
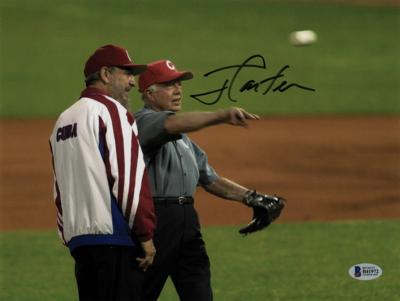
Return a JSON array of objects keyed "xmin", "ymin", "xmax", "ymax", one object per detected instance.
[
  {"xmin": 144, "ymin": 89, "xmax": 154, "ymax": 101},
  {"xmin": 99, "ymin": 67, "xmax": 111, "ymax": 84}
]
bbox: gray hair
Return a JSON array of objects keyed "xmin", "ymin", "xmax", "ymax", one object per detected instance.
[
  {"xmin": 147, "ymin": 84, "xmax": 158, "ymax": 92},
  {"xmin": 85, "ymin": 67, "xmax": 118, "ymax": 87},
  {"xmin": 141, "ymin": 84, "xmax": 159, "ymax": 101},
  {"xmin": 85, "ymin": 72, "xmax": 101, "ymax": 87}
]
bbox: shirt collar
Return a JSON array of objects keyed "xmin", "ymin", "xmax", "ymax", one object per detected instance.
[{"xmin": 80, "ymin": 87, "xmax": 111, "ymax": 98}]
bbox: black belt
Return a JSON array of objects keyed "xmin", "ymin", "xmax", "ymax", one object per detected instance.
[{"xmin": 153, "ymin": 196, "xmax": 194, "ymax": 205}]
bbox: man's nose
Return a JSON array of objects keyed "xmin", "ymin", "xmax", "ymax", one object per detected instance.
[
  {"xmin": 129, "ymin": 76, "xmax": 136, "ymax": 87},
  {"xmin": 173, "ymin": 82, "xmax": 182, "ymax": 92}
]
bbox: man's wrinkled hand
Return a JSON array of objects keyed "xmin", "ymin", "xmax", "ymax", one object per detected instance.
[
  {"xmin": 224, "ymin": 107, "xmax": 260, "ymax": 127},
  {"xmin": 136, "ymin": 239, "xmax": 156, "ymax": 271}
]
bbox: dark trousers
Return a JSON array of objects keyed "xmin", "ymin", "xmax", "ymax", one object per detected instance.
[
  {"xmin": 143, "ymin": 203, "xmax": 213, "ymax": 301},
  {"xmin": 71, "ymin": 245, "xmax": 144, "ymax": 301}
]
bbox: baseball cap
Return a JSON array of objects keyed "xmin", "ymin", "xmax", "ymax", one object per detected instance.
[
  {"xmin": 84, "ymin": 44, "xmax": 147, "ymax": 78},
  {"xmin": 138, "ymin": 60, "xmax": 193, "ymax": 92}
]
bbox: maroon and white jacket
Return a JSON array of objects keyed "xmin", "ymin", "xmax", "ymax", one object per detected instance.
[{"xmin": 49, "ymin": 87, "xmax": 155, "ymax": 251}]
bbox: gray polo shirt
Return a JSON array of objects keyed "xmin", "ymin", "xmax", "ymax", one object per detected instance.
[{"xmin": 135, "ymin": 107, "xmax": 218, "ymax": 197}]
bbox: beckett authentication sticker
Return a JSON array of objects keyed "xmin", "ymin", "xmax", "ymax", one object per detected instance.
[{"xmin": 348, "ymin": 263, "xmax": 383, "ymax": 281}]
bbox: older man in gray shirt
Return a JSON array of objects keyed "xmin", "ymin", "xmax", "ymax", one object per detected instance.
[{"xmin": 135, "ymin": 59, "xmax": 265, "ymax": 301}]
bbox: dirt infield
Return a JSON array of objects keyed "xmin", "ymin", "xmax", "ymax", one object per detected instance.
[{"xmin": 0, "ymin": 116, "xmax": 399, "ymax": 231}]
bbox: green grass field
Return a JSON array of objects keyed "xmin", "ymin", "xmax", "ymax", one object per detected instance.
[
  {"xmin": 1, "ymin": 220, "xmax": 399, "ymax": 301},
  {"xmin": 0, "ymin": 0, "xmax": 399, "ymax": 117}
]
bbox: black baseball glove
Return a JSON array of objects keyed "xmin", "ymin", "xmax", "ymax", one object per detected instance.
[{"xmin": 239, "ymin": 190, "xmax": 286, "ymax": 235}]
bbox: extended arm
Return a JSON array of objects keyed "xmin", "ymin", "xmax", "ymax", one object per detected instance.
[
  {"xmin": 164, "ymin": 107, "xmax": 259, "ymax": 134},
  {"xmin": 205, "ymin": 176, "xmax": 286, "ymax": 235},
  {"xmin": 204, "ymin": 176, "xmax": 250, "ymax": 204}
]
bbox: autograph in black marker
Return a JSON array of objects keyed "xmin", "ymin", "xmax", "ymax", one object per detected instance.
[{"xmin": 190, "ymin": 54, "xmax": 315, "ymax": 105}]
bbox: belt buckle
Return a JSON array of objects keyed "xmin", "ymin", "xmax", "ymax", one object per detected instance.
[{"xmin": 178, "ymin": 196, "xmax": 185, "ymax": 205}]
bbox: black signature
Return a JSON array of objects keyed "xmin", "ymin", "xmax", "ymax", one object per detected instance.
[{"xmin": 190, "ymin": 54, "xmax": 315, "ymax": 105}]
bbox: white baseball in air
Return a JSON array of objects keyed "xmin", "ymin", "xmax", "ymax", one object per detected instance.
[{"xmin": 289, "ymin": 30, "xmax": 317, "ymax": 46}]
